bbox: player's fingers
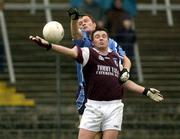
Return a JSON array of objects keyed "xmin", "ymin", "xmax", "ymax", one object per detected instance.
[
  {"xmin": 156, "ymin": 92, "xmax": 163, "ymax": 98},
  {"xmin": 29, "ymin": 36, "xmax": 39, "ymax": 42},
  {"xmin": 155, "ymin": 94, "xmax": 164, "ymax": 102},
  {"xmin": 35, "ymin": 36, "xmax": 42, "ymax": 40},
  {"xmin": 150, "ymin": 88, "xmax": 160, "ymax": 93},
  {"xmin": 29, "ymin": 35, "xmax": 35, "ymax": 40},
  {"xmin": 157, "ymin": 97, "xmax": 163, "ymax": 102}
]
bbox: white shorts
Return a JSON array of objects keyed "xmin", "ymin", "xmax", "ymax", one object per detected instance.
[{"xmin": 79, "ymin": 99, "xmax": 124, "ymax": 132}]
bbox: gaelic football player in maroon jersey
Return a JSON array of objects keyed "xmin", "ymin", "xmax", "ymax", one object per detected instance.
[{"xmin": 29, "ymin": 28, "xmax": 163, "ymax": 139}]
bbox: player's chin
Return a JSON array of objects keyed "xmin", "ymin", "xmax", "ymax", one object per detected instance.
[
  {"xmin": 83, "ymin": 28, "xmax": 92, "ymax": 33},
  {"xmin": 98, "ymin": 44, "xmax": 106, "ymax": 50}
]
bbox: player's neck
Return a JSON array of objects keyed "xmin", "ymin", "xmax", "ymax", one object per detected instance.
[
  {"xmin": 94, "ymin": 47, "xmax": 108, "ymax": 55},
  {"xmin": 88, "ymin": 32, "xmax": 92, "ymax": 40}
]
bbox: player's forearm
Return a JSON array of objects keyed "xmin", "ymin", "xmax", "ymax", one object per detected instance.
[
  {"xmin": 123, "ymin": 56, "xmax": 131, "ymax": 71},
  {"xmin": 67, "ymin": 8, "xmax": 81, "ymax": 39},
  {"xmin": 123, "ymin": 80, "xmax": 164, "ymax": 102},
  {"xmin": 123, "ymin": 80, "xmax": 144, "ymax": 94},
  {"xmin": 71, "ymin": 20, "xmax": 82, "ymax": 39},
  {"xmin": 51, "ymin": 44, "xmax": 78, "ymax": 58},
  {"xmin": 29, "ymin": 35, "xmax": 78, "ymax": 58}
]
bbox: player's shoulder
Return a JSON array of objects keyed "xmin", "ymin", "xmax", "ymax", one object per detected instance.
[
  {"xmin": 108, "ymin": 38, "xmax": 118, "ymax": 47},
  {"xmin": 81, "ymin": 47, "xmax": 89, "ymax": 51},
  {"xmin": 81, "ymin": 47, "xmax": 90, "ymax": 57},
  {"xmin": 108, "ymin": 38, "xmax": 118, "ymax": 51},
  {"xmin": 108, "ymin": 38, "xmax": 117, "ymax": 44}
]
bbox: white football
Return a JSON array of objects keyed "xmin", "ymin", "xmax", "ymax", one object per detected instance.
[{"xmin": 43, "ymin": 21, "xmax": 64, "ymax": 44}]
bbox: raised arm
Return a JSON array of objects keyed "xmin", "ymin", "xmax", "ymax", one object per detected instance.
[
  {"xmin": 29, "ymin": 35, "xmax": 78, "ymax": 58},
  {"xmin": 67, "ymin": 8, "xmax": 82, "ymax": 39},
  {"xmin": 70, "ymin": 20, "xmax": 82, "ymax": 39}
]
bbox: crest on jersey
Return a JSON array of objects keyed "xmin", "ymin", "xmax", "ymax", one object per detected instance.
[
  {"xmin": 113, "ymin": 58, "xmax": 118, "ymax": 67},
  {"xmin": 98, "ymin": 55, "xmax": 104, "ymax": 61}
]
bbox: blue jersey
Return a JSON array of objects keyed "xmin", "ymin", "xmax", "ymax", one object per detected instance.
[{"xmin": 73, "ymin": 31, "xmax": 125, "ymax": 114}]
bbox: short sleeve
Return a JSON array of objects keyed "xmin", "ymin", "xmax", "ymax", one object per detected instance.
[
  {"xmin": 81, "ymin": 48, "xmax": 90, "ymax": 66},
  {"xmin": 75, "ymin": 46, "xmax": 90, "ymax": 66}
]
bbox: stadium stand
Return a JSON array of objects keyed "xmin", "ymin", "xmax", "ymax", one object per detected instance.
[
  {"xmin": 123, "ymin": 1, "xmax": 180, "ymax": 139},
  {"xmin": 0, "ymin": 0, "xmax": 179, "ymax": 139},
  {"xmin": 1, "ymin": 0, "xmax": 78, "ymax": 139},
  {"xmin": 123, "ymin": 15, "xmax": 180, "ymax": 138},
  {"xmin": 0, "ymin": 81, "xmax": 35, "ymax": 106}
]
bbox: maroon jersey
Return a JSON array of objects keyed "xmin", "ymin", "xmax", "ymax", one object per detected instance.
[{"xmin": 76, "ymin": 46, "xmax": 124, "ymax": 101}]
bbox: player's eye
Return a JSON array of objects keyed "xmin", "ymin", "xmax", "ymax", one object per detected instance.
[
  {"xmin": 102, "ymin": 34, "xmax": 107, "ymax": 38},
  {"xmin": 78, "ymin": 21, "xmax": 82, "ymax": 26},
  {"xmin": 94, "ymin": 34, "xmax": 100, "ymax": 39}
]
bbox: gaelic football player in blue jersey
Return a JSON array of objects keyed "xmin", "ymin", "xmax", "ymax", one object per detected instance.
[{"xmin": 67, "ymin": 8, "xmax": 131, "ymax": 121}]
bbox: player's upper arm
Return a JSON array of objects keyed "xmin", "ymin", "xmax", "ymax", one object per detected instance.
[
  {"xmin": 71, "ymin": 46, "xmax": 79, "ymax": 58},
  {"xmin": 75, "ymin": 47, "xmax": 90, "ymax": 65},
  {"xmin": 118, "ymin": 46, "xmax": 126, "ymax": 57},
  {"xmin": 81, "ymin": 48, "xmax": 90, "ymax": 66}
]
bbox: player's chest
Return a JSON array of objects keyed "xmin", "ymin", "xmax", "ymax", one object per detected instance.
[{"xmin": 90, "ymin": 53, "xmax": 119, "ymax": 69}]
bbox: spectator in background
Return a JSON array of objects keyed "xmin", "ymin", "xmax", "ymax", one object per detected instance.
[
  {"xmin": 105, "ymin": 0, "xmax": 130, "ymax": 35},
  {"xmin": 105, "ymin": 0, "xmax": 137, "ymax": 80},
  {"xmin": 113, "ymin": 16, "xmax": 136, "ymax": 79},
  {"xmin": 79, "ymin": 0, "xmax": 104, "ymax": 27},
  {"xmin": 114, "ymin": 16, "xmax": 136, "ymax": 60}
]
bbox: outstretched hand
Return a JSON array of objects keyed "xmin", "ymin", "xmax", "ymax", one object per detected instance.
[
  {"xmin": 29, "ymin": 36, "xmax": 52, "ymax": 50},
  {"xmin": 143, "ymin": 88, "xmax": 164, "ymax": 102}
]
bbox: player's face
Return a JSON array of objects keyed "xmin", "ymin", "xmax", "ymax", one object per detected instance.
[
  {"xmin": 92, "ymin": 31, "xmax": 108, "ymax": 51},
  {"xmin": 78, "ymin": 16, "xmax": 96, "ymax": 33}
]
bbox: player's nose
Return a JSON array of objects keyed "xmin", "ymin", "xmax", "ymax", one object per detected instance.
[
  {"xmin": 83, "ymin": 22, "xmax": 87, "ymax": 25},
  {"xmin": 99, "ymin": 36, "xmax": 104, "ymax": 40}
]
